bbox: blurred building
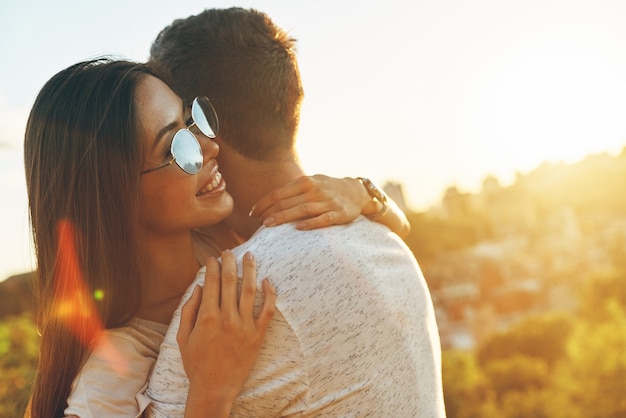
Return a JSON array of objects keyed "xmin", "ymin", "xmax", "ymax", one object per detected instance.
[{"xmin": 383, "ymin": 181, "xmax": 408, "ymax": 212}]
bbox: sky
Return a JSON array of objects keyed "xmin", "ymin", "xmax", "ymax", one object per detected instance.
[{"xmin": 1, "ymin": 0, "xmax": 626, "ymax": 280}]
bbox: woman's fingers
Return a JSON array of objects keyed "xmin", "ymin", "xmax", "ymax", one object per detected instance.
[
  {"xmin": 250, "ymin": 176, "xmax": 312, "ymax": 217},
  {"xmin": 177, "ymin": 284, "xmax": 202, "ymax": 349},
  {"xmin": 250, "ymin": 174, "xmax": 369, "ymax": 229},
  {"xmin": 202, "ymin": 257, "xmax": 222, "ymax": 310},
  {"xmin": 185, "ymin": 252, "xmax": 275, "ymax": 338},
  {"xmin": 256, "ymin": 278, "xmax": 277, "ymax": 333},
  {"xmin": 219, "ymin": 250, "xmax": 239, "ymax": 318},
  {"xmin": 239, "ymin": 252, "xmax": 258, "ymax": 320},
  {"xmin": 261, "ymin": 201, "xmax": 334, "ymax": 227},
  {"xmin": 259, "ymin": 194, "xmax": 315, "ymax": 218},
  {"xmin": 294, "ymin": 212, "xmax": 342, "ymax": 230}
]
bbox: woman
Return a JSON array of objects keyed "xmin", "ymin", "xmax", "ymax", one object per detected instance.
[{"xmin": 24, "ymin": 58, "xmax": 409, "ymax": 417}]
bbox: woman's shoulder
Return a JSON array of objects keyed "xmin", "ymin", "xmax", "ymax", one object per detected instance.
[
  {"xmin": 64, "ymin": 318, "xmax": 168, "ymax": 417},
  {"xmin": 89, "ymin": 317, "xmax": 167, "ymax": 359}
]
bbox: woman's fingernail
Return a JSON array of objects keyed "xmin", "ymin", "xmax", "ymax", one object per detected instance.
[
  {"xmin": 263, "ymin": 216, "xmax": 276, "ymax": 226},
  {"xmin": 244, "ymin": 251, "xmax": 254, "ymax": 260}
]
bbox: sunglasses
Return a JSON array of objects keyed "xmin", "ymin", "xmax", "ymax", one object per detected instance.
[{"xmin": 142, "ymin": 96, "xmax": 219, "ymax": 175}]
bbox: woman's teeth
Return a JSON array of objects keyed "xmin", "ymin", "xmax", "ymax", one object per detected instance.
[{"xmin": 199, "ymin": 171, "xmax": 222, "ymax": 194}]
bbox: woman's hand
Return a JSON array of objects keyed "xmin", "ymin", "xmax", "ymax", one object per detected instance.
[
  {"xmin": 250, "ymin": 174, "xmax": 411, "ymax": 238},
  {"xmin": 177, "ymin": 250, "xmax": 276, "ymax": 418},
  {"xmin": 250, "ymin": 175, "xmax": 370, "ymax": 230}
]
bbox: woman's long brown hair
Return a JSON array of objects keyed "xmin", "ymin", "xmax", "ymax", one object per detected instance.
[{"xmin": 24, "ymin": 58, "xmax": 158, "ymax": 417}]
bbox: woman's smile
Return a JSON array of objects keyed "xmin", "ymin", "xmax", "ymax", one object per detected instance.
[{"xmin": 197, "ymin": 169, "xmax": 225, "ymax": 197}]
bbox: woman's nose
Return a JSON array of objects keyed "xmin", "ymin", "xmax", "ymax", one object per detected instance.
[{"xmin": 200, "ymin": 134, "xmax": 219, "ymax": 163}]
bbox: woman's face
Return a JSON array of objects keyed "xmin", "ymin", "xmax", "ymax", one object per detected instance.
[{"xmin": 135, "ymin": 75, "xmax": 233, "ymax": 236}]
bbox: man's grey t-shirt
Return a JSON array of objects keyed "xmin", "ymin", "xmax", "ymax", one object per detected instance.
[{"xmin": 146, "ymin": 218, "xmax": 446, "ymax": 417}]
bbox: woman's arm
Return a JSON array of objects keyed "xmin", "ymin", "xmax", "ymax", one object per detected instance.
[
  {"xmin": 178, "ymin": 251, "xmax": 276, "ymax": 417},
  {"xmin": 250, "ymin": 174, "xmax": 411, "ymax": 238}
]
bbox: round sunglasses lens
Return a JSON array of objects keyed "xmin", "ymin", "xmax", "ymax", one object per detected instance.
[
  {"xmin": 192, "ymin": 97, "xmax": 219, "ymax": 138},
  {"xmin": 171, "ymin": 130, "xmax": 203, "ymax": 174}
]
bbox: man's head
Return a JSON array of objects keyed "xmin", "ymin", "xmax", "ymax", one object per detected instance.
[{"xmin": 149, "ymin": 7, "xmax": 304, "ymax": 161}]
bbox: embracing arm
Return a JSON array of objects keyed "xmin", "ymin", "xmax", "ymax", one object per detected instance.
[{"xmin": 250, "ymin": 175, "xmax": 410, "ymax": 238}]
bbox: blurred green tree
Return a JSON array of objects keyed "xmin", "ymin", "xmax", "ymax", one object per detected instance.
[
  {"xmin": 0, "ymin": 314, "xmax": 38, "ymax": 418},
  {"xmin": 551, "ymin": 300, "xmax": 626, "ymax": 418},
  {"xmin": 477, "ymin": 312, "xmax": 574, "ymax": 367},
  {"xmin": 577, "ymin": 267, "xmax": 626, "ymax": 322},
  {"xmin": 441, "ymin": 350, "xmax": 499, "ymax": 418},
  {"xmin": 483, "ymin": 355, "xmax": 548, "ymax": 400}
]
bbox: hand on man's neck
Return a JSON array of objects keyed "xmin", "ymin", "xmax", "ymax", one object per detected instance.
[{"xmin": 217, "ymin": 140, "xmax": 305, "ymax": 240}]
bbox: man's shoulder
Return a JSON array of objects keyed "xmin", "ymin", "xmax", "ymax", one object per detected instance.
[
  {"xmin": 233, "ymin": 218, "xmax": 397, "ymax": 255},
  {"xmin": 251, "ymin": 217, "xmax": 392, "ymax": 241}
]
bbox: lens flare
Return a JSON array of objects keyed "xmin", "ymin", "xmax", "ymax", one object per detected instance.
[
  {"xmin": 53, "ymin": 219, "xmax": 128, "ymax": 375},
  {"xmin": 93, "ymin": 289, "xmax": 104, "ymax": 301}
]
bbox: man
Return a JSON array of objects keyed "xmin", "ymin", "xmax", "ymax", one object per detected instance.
[{"xmin": 146, "ymin": 8, "xmax": 445, "ymax": 417}]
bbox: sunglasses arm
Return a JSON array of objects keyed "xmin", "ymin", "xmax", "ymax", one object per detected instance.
[{"xmin": 141, "ymin": 157, "xmax": 176, "ymax": 175}]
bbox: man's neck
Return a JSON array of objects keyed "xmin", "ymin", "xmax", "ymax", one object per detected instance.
[{"xmin": 218, "ymin": 144, "xmax": 305, "ymax": 240}]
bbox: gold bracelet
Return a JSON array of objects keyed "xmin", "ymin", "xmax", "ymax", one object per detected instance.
[
  {"xmin": 367, "ymin": 199, "xmax": 389, "ymax": 219},
  {"xmin": 356, "ymin": 177, "xmax": 388, "ymax": 219}
]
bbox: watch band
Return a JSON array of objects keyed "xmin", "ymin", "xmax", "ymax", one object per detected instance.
[{"xmin": 356, "ymin": 177, "xmax": 388, "ymax": 219}]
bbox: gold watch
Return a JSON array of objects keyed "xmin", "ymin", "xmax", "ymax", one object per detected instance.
[{"xmin": 356, "ymin": 177, "xmax": 388, "ymax": 219}]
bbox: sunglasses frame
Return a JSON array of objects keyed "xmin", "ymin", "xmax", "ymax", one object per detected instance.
[{"xmin": 141, "ymin": 97, "xmax": 219, "ymax": 175}]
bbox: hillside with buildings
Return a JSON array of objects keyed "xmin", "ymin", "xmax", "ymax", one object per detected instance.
[{"xmin": 403, "ymin": 147, "xmax": 626, "ymax": 349}]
